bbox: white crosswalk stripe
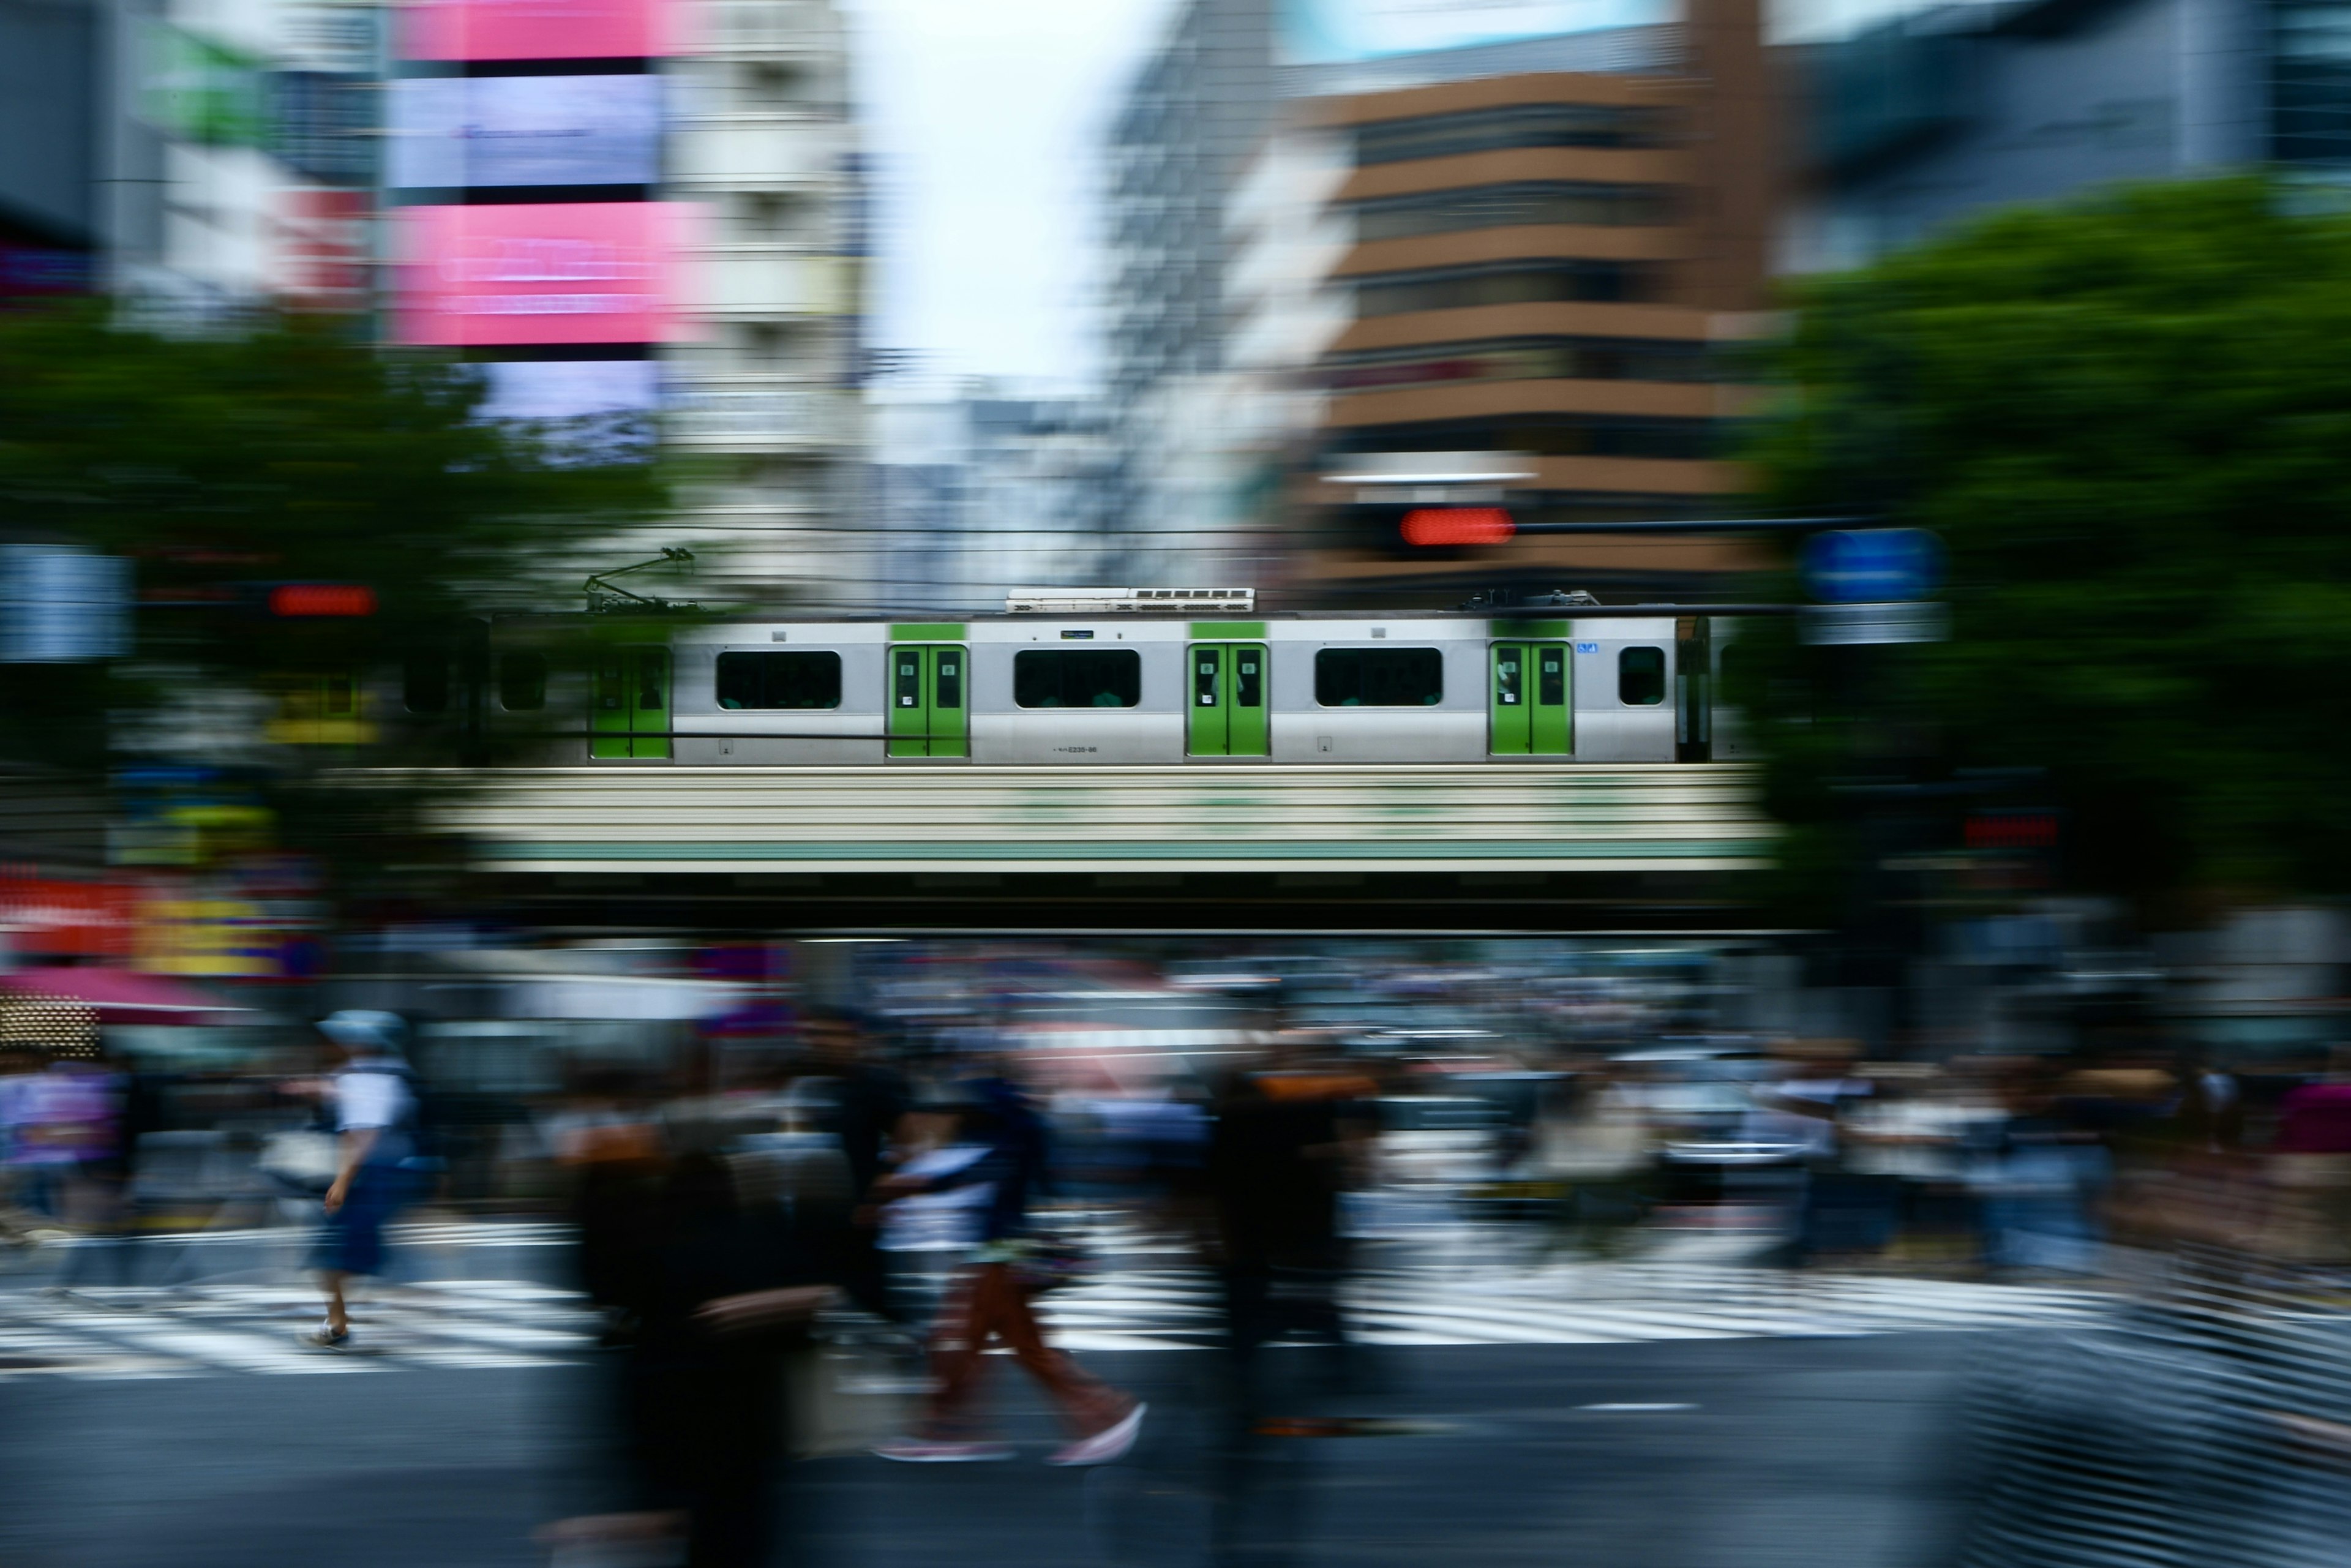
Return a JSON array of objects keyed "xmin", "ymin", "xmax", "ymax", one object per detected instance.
[
  {"xmin": 0, "ymin": 1279, "xmax": 599, "ymax": 1379},
  {"xmin": 1033, "ymin": 1258, "xmax": 2104, "ymax": 1351},
  {"xmin": 0, "ymin": 1251, "xmax": 2102, "ymax": 1379}
]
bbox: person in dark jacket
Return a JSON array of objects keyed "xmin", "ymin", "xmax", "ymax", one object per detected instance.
[
  {"xmin": 572, "ymin": 1139, "xmax": 834, "ymax": 1568},
  {"xmin": 803, "ymin": 1007, "xmax": 912, "ymax": 1322}
]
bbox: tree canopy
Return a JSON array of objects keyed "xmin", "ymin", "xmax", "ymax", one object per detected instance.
[
  {"xmin": 0, "ymin": 304, "xmax": 664, "ymax": 771},
  {"xmin": 1747, "ymin": 176, "xmax": 2351, "ymax": 911}
]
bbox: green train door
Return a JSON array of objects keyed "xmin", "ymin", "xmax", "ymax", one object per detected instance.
[
  {"xmin": 1490, "ymin": 642, "xmax": 1571, "ymax": 756},
  {"xmin": 887, "ymin": 643, "xmax": 968, "ymax": 758},
  {"xmin": 1187, "ymin": 643, "xmax": 1270, "ymax": 757},
  {"xmin": 592, "ymin": 646, "xmax": 670, "ymax": 759}
]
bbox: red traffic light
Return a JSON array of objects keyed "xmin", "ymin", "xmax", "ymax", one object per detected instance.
[
  {"xmin": 269, "ymin": 584, "xmax": 376, "ymax": 618},
  {"xmin": 1401, "ymin": 508, "xmax": 1515, "ymax": 547}
]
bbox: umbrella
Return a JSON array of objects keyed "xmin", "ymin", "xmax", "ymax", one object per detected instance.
[{"xmin": 2, "ymin": 966, "xmax": 252, "ymax": 1027}]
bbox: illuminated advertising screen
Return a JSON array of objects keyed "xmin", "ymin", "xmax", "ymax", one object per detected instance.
[
  {"xmin": 478, "ymin": 360, "xmax": 660, "ymax": 462},
  {"xmin": 478, "ymin": 359, "xmax": 661, "ymax": 421},
  {"xmin": 1280, "ymin": 0, "xmax": 1670, "ymax": 64},
  {"xmin": 392, "ymin": 202, "xmax": 696, "ymax": 347},
  {"xmin": 400, "ymin": 0, "xmax": 675, "ymax": 61},
  {"xmin": 387, "ymin": 75, "xmax": 661, "ymax": 189}
]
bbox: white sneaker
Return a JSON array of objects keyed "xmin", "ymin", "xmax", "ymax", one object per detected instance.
[
  {"xmin": 1046, "ymin": 1402, "xmax": 1146, "ymax": 1467},
  {"xmin": 872, "ymin": 1437, "xmax": 1015, "ymax": 1463}
]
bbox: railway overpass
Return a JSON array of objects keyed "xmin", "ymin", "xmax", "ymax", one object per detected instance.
[{"xmin": 412, "ymin": 763, "xmax": 1780, "ymax": 932}]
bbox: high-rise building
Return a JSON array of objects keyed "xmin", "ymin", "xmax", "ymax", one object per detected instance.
[
  {"xmin": 1101, "ymin": 0, "xmax": 1280, "ymax": 583},
  {"xmin": 1109, "ymin": 0, "xmax": 1786, "ymax": 603},
  {"xmin": 1, "ymin": 0, "xmax": 864, "ymax": 604},
  {"xmin": 384, "ymin": 0, "xmax": 864, "ymax": 604},
  {"xmin": 659, "ymin": 0, "xmax": 866, "ymax": 603},
  {"xmin": 0, "ymin": 0, "xmax": 379, "ymax": 315},
  {"xmin": 1788, "ymin": 0, "xmax": 2346, "ymax": 270},
  {"xmin": 865, "ymin": 392, "xmax": 1117, "ymax": 612}
]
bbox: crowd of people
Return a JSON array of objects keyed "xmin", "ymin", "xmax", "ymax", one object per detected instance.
[{"xmin": 14, "ymin": 1003, "xmax": 2351, "ymax": 1563}]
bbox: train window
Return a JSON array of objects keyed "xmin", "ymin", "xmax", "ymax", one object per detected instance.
[
  {"xmin": 1619, "ymin": 646, "xmax": 1666, "ymax": 705},
  {"xmin": 403, "ymin": 653, "xmax": 449, "ymax": 715},
  {"xmin": 1014, "ymin": 648, "xmax": 1140, "ymax": 708},
  {"xmin": 1235, "ymin": 650, "xmax": 1262, "ymax": 707},
  {"xmin": 1316, "ymin": 647, "xmax": 1443, "ymax": 707},
  {"xmin": 716, "ymin": 651, "xmax": 841, "ymax": 710},
  {"xmin": 498, "ymin": 653, "xmax": 547, "ymax": 712}
]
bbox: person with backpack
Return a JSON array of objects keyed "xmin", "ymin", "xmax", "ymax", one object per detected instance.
[
  {"xmin": 305, "ymin": 1010, "xmax": 424, "ymax": 1350},
  {"xmin": 872, "ymin": 1071, "xmax": 1144, "ymax": 1465}
]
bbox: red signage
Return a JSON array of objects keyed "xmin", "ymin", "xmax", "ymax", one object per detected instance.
[
  {"xmin": 1401, "ymin": 508, "xmax": 1515, "ymax": 547},
  {"xmin": 0, "ymin": 877, "xmax": 140, "ymax": 958},
  {"xmin": 269, "ymin": 584, "xmax": 377, "ymax": 617},
  {"xmin": 277, "ymin": 187, "xmax": 371, "ymax": 314}
]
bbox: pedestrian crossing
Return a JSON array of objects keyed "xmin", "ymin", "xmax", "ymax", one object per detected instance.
[
  {"xmin": 1035, "ymin": 1260, "xmax": 2104, "ymax": 1352},
  {"xmin": 0, "ymin": 1278, "xmax": 598, "ymax": 1380},
  {"xmin": 0, "ymin": 1258, "xmax": 2104, "ymax": 1381}
]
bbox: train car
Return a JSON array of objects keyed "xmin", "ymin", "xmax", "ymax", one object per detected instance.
[{"xmin": 375, "ymin": 590, "xmax": 1744, "ymax": 768}]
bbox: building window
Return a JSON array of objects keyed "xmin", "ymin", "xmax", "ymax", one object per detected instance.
[
  {"xmin": 1354, "ymin": 102, "xmax": 1674, "ymax": 165},
  {"xmin": 2274, "ymin": 0, "xmax": 2351, "ymax": 165},
  {"xmin": 1353, "ymin": 182, "xmax": 1676, "ymax": 243},
  {"xmin": 1315, "ymin": 648, "xmax": 1444, "ymax": 707},
  {"xmin": 1013, "ymin": 649, "xmax": 1141, "ymax": 708},
  {"xmin": 1619, "ymin": 647, "xmax": 1666, "ymax": 706},
  {"xmin": 1354, "ymin": 262, "xmax": 1655, "ymax": 317},
  {"xmin": 716, "ymin": 650, "xmax": 842, "ymax": 710},
  {"xmin": 498, "ymin": 652, "xmax": 547, "ymax": 712},
  {"xmin": 1325, "ymin": 336, "xmax": 1713, "ymax": 391},
  {"xmin": 1327, "ymin": 415, "xmax": 1716, "ymax": 462},
  {"xmin": 402, "ymin": 653, "xmax": 449, "ymax": 715}
]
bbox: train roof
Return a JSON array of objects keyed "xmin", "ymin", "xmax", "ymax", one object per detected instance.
[{"xmin": 489, "ymin": 604, "xmax": 1788, "ymax": 625}]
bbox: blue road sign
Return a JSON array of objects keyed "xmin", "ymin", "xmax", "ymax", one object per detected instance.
[{"xmin": 1801, "ymin": 528, "xmax": 1943, "ymax": 604}]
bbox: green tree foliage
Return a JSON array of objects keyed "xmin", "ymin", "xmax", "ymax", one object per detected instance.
[
  {"xmin": 0, "ymin": 304, "xmax": 664, "ymax": 771},
  {"xmin": 1747, "ymin": 176, "xmax": 2351, "ymax": 909}
]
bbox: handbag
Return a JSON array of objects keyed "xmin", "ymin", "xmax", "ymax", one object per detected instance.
[{"xmin": 256, "ymin": 1130, "xmax": 340, "ymax": 1193}]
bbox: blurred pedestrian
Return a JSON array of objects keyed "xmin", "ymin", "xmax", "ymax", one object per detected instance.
[
  {"xmin": 566, "ymin": 1138, "xmax": 834, "ymax": 1568},
  {"xmin": 303, "ymin": 1010, "xmax": 421, "ymax": 1350},
  {"xmin": 51, "ymin": 1045, "xmax": 140, "ymax": 1295},
  {"xmin": 803, "ymin": 1006, "xmax": 913, "ymax": 1323},
  {"xmin": 1963, "ymin": 1059, "xmax": 2107, "ymax": 1277},
  {"xmin": 1749, "ymin": 1041, "xmax": 1897, "ymax": 1264},
  {"xmin": 2267, "ymin": 1047, "xmax": 2351, "ymax": 1266},
  {"xmin": 1202, "ymin": 1046, "xmax": 1376, "ymax": 1567},
  {"xmin": 872, "ymin": 1071, "xmax": 1144, "ymax": 1464},
  {"xmin": 1208, "ymin": 1049, "xmax": 1372, "ymax": 1389}
]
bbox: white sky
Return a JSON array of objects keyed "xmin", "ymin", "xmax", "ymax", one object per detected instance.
[{"xmin": 846, "ymin": 0, "xmax": 1180, "ymax": 396}]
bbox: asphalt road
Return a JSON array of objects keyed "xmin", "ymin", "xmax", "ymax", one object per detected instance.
[{"xmin": 0, "ymin": 1332, "xmax": 1980, "ymax": 1568}]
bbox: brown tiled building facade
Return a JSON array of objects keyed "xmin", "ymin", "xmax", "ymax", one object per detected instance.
[{"xmin": 1286, "ymin": 0, "xmax": 1783, "ymax": 604}]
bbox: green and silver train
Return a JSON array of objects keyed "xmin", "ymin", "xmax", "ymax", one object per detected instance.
[{"xmin": 353, "ymin": 589, "xmax": 1752, "ymax": 768}]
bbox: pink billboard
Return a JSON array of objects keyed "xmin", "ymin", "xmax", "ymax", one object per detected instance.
[
  {"xmin": 392, "ymin": 203, "xmax": 696, "ymax": 348},
  {"xmin": 400, "ymin": 0, "xmax": 678, "ymax": 61}
]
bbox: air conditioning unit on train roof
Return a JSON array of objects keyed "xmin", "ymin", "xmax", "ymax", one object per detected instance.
[{"xmin": 1003, "ymin": 588, "xmax": 1254, "ymax": 614}]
